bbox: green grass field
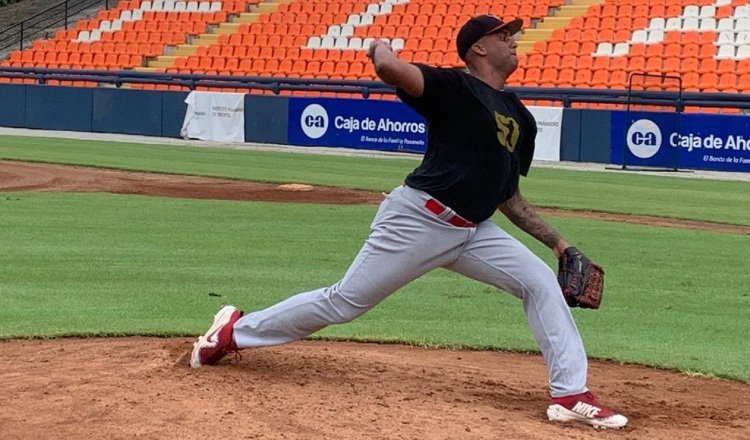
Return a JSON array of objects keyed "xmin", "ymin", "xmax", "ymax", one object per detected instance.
[{"xmin": 1, "ymin": 135, "xmax": 749, "ymax": 382}]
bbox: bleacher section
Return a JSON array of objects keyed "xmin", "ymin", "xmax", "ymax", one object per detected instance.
[{"xmin": 2, "ymin": 0, "xmax": 750, "ymax": 100}]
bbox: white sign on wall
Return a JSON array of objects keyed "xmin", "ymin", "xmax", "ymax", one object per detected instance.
[
  {"xmin": 180, "ymin": 91, "xmax": 245, "ymax": 143},
  {"xmin": 528, "ymin": 106, "xmax": 563, "ymax": 161}
]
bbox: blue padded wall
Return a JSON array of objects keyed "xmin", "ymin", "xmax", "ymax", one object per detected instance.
[{"xmin": 25, "ymin": 85, "xmax": 92, "ymax": 132}]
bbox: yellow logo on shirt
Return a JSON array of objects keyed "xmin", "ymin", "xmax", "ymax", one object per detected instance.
[{"xmin": 495, "ymin": 111, "xmax": 520, "ymax": 153}]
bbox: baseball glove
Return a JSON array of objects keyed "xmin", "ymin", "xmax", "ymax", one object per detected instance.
[{"xmin": 557, "ymin": 247, "xmax": 604, "ymax": 309}]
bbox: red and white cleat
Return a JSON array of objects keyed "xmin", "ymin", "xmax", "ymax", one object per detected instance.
[
  {"xmin": 190, "ymin": 305, "xmax": 244, "ymax": 368},
  {"xmin": 547, "ymin": 391, "xmax": 628, "ymax": 429}
]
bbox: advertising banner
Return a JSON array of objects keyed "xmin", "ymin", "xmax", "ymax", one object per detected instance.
[
  {"xmin": 528, "ymin": 106, "xmax": 563, "ymax": 161},
  {"xmin": 611, "ymin": 111, "xmax": 750, "ymax": 172},
  {"xmin": 288, "ymin": 98, "xmax": 428, "ymax": 153},
  {"xmin": 181, "ymin": 91, "xmax": 245, "ymax": 143},
  {"xmin": 288, "ymin": 98, "xmax": 564, "ymax": 160}
]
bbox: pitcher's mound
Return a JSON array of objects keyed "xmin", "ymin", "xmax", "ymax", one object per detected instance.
[{"xmin": 0, "ymin": 338, "xmax": 748, "ymax": 439}]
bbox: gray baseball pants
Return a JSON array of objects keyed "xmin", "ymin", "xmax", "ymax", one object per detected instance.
[{"xmin": 233, "ymin": 184, "xmax": 588, "ymax": 397}]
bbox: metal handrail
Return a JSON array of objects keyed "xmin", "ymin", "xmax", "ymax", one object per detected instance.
[
  {"xmin": 1, "ymin": 66, "xmax": 748, "ymax": 110},
  {"xmin": 0, "ymin": 0, "xmax": 110, "ymax": 53}
]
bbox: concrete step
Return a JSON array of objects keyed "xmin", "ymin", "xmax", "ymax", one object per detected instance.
[
  {"xmin": 132, "ymin": 67, "xmax": 166, "ymax": 73},
  {"xmin": 570, "ymin": 0, "xmax": 605, "ymax": 5},
  {"xmin": 233, "ymin": 12, "xmax": 261, "ymax": 23},
  {"xmin": 516, "ymin": 41, "xmax": 536, "ymax": 54},
  {"xmin": 252, "ymin": 3, "xmax": 280, "ymax": 13},
  {"xmin": 214, "ymin": 22, "xmax": 242, "ymax": 34},
  {"xmin": 553, "ymin": 5, "xmax": 590, "ymax": 17},
  {"xmin": 534, "ymin": 17, "xmax": 575, "ymax": 30},
  {"xmin": 171, "ymin": 45, "xmax": 199, "ymax": 56},
  {"xmin": 191, "ymin": 34, "xmax": 221, "ymax": 45},
  {"xmin": 519, "ymin": 28, "xmax": 555, "ymax": 42},
  {"xmin": 147, "ymin": 57, "xmax": 179, "ymax": 68}
]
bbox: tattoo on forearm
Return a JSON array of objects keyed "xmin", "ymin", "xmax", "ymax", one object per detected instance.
[{"xmin": 501, "ymin": 194, "xmax": 562, "ymax": 249}]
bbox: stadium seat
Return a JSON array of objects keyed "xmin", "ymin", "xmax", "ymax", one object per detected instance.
[
  {"xmin": 593, "ymin": 42, "xmax": 613, "ymax": 57},
  {"xmin": 716, "ymin": 45, "xmax": 736, "ymax": 59},
  {"xmin": 612, "ymin": 43, "xmax": 629, "ymax": 57},
  {"xmin": 737, "ymin": 46, "xmax": 750, "ymax": 58}
]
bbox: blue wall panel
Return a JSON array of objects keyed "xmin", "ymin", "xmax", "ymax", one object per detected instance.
[
  {"xmin": 92, "ymin": 88, "xmax": 163, "ymax": 136},
  {"xmin": 245, "ymin": 95, "xmax": 289, "ymax": 144},
  {"xmin": 161, "ymin": 91, "xmax": 189, "ymax": 138},
  {"xmin": 0, "ymin": 84, "xmax": 26, "ymax": 127},
  {"xmin": 579, "ymin": 110, "xmax": 612, "ymax": 163},
  {"xmin": 25, "ymin": 85, "xmax": 93, "ymax": 131},
  {"xmin": 560, "ymin": 109, "xmax": 582, "ymax": 161},
  {"xmin": 560, "ymin": 109, "xmax": 612, "ymax": 163}
]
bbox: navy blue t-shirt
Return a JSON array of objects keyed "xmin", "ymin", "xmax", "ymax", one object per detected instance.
[{"xmin": 397, "ymin": 65, "xmax": 537, "ymax": 223}]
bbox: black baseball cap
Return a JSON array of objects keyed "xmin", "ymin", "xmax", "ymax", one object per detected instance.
[{"xmin": 456, "ymin": 15, "xmax": 524, "ymax": 60}]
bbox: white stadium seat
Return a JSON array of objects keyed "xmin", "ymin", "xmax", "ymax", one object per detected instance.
[
  {"xmin": 737, "ymin": 45, "xmax": 750, "ymax": 58},
  {"xmin": 593, "ymin": 42, "xmax": 613, "ymax": 56},
  {"xmin": 321, "ymin": 36, "xmax": 335, "ymax": 49},
  {"xmin": 735, "ymin": 31, "xmax": 750, "ymax": 46},
  {"xmin": 328, "ymin": 25, "xmax": 341, "ymax": 37},
  {"xmin": 699, "ymin": 18, "xmax": 716, "ymax": 31},
  {"xmin": 699, "ymin": 5, "xmax": 715, "ymax": 18},
  {"xmin": 736, "ymin": 5, "xmax": 750, "ymax": 18},
  {"xmin": 735, "ymin": 18, "xmax": 750, "ymax": 30},
  {"xmin": 359, "ymin": 13, "xmax": 374, "ymax": 26},
  {"xmin": 391, "ymin": 38, "xmax": 404, "ymax": 51},
  {"xmin": 334, "ymin": 37, "xmax": 349, "ymax": 49},
  {"xmin": 76, "ymin": 30, "xmax": 90, "ymax": 42},
  {"xmin": 210, "ymin": 1, "xmax": 221, "ymax": 12},
  {"xmin": 665, "ymin": 17, "xmax": 682, "ymax": 30},
  {"xmin": 649, "ymin": 17, "xmax": 665, "ymax": 30},
  {"xmin": 681, "ymin": 17, "xmax": 699, "ymax": 30},
  {"xmin": 348, "ymin": 37, "xmax": 363, "ymax": 50},
  {"xmin": 647, "ymin": 29, "xmax": 664, "ymax": 43},
  {"xmin": 717, "ymin": 18, "xmax": 735, "ymax": 32},
  {"xmin": 141, "ymin": 1, "xmax": 152, "ymax": 10},
  {"xmin": 717, "ymin": 31, "xmax": 735, "ymax": 45},
  {"xmin": 175, "ymin": 1, "xmax": 187, "ymax": 11},
  {"xmin": 306, "ymin": 36, "xmax": 321, "ymax": 49},
  {"xmin": 347, "ymin": 14, "xmax": 361, "ymax": 26},
  {"xmin": 716, "ymin": 45, "xmax": 735, "ymax": 59},
  {"xmin": 612, "ymin": 42, "xmax": 630, "ymax": 56},
  {"xmin": 631, "ymin": 30, "xmax": 648, "ymax": 43},
  {"xmin": 683, "ymin": 5, "xmax": 699, "ymax": 17},
  {"xmin": 340, "ymin": 25, "xmax": 354, "ymax": 37}
]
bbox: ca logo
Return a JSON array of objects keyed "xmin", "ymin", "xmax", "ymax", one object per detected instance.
[
  {"xmin": 626, "ymin": 119, "xmax": 661, "ymax": 158},
  {"xmin": 300, "ymin": 104, "xmax": 328, "ymax": 139}
]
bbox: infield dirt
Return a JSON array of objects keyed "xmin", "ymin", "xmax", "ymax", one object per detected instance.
[{"xmin": 1, "ymin": 160, "xmax": 748, "ymax": 440}]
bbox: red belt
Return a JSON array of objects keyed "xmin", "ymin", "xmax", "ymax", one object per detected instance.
[{"xmin": 424, "ymin": 198, "xmax": 476, "ymax": 228}]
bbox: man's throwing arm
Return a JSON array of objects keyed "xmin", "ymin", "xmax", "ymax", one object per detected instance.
[{"xmin": 367, "ymin": 40, "xmax": 425, "ymax": 98}]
